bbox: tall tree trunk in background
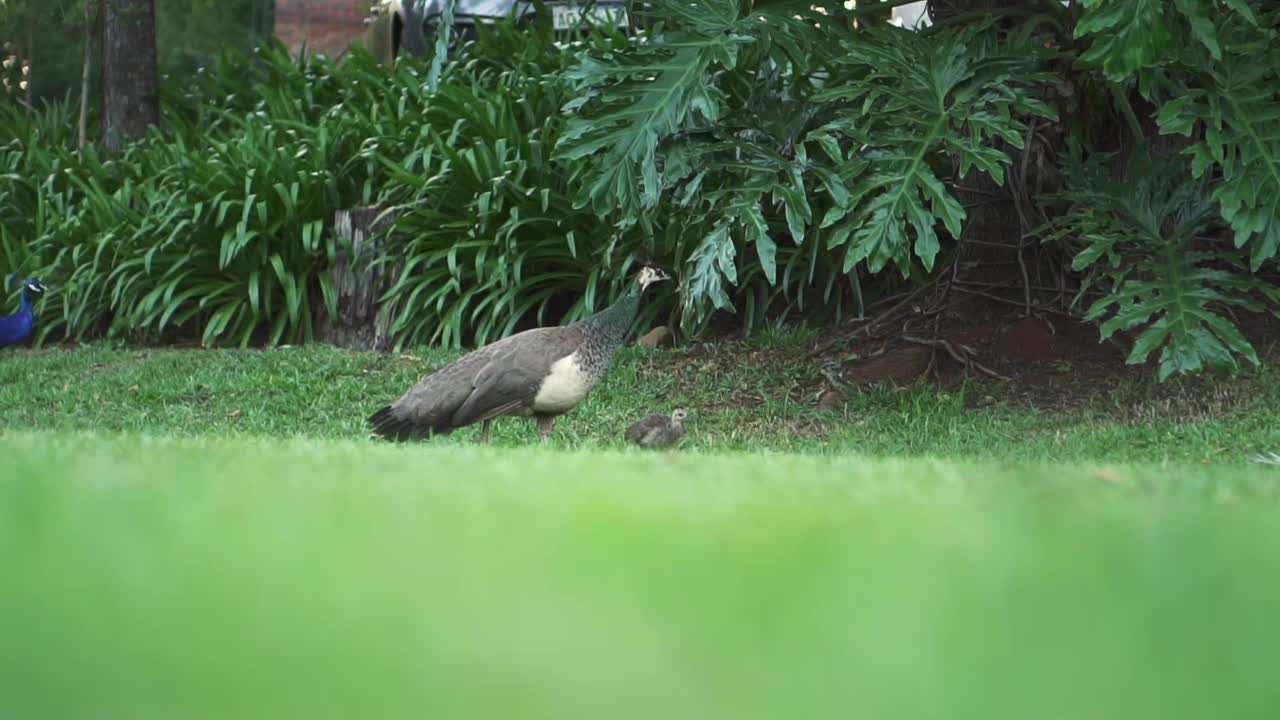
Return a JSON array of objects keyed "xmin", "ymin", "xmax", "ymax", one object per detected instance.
[
  {"xmin": 101, "ymin": 0, "xmax": 158, "ymax": 153},
  {"xmin": 78, "ymin": 1, "xmax": 101, "ymax": 149}
]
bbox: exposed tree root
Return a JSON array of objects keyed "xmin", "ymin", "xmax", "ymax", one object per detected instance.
[{"xmin": 901, "ymin": 333, "xmax": 1009, "ymax": 381}]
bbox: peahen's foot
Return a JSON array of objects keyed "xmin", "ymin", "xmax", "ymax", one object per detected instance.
[{"xmin": 536, "ymin": 416, "xmax": 555, "ymax": 444}]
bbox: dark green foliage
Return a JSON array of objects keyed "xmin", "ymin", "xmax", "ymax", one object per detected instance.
[
  {"xmin": 813, "ymin": 24, "xmax": 1056, "ymax": 276},
  {"xmin": 1043, "ymin": 145, "xmax": 1279, "ymax": 380},
  {"xmin": 0, "ymin": 0, "xmax": 273, "ymax": 110},
  {"xmin": 559, "ymin": 0, "xmax": 1056, "ymax": 330},
  {"xmin": 558, "ymin": 0, "xmax": 850, "ymax": 329},
  {"xmin": 1154, "ymin": 10, "xmax": 1280, "ymax": 271},
  {"xmin": 0, "ymin": 100, "xmax": 77, "ymax": 283},
  {"xmin": 156, "ymin": 0, "xmax": 275, "ymax": 79},
  {"xmin": 2, "ymin": 43, "xmax": 374, "ymax": 346},
  {"xmin": 1045, "ymin": 2, "xmax": 1280, "ymax": 379},
  {"xmin": 548, "ymin": 0, "xmax": 1280, "ymax": 378},
  {"xmin": 1073, "ymin": 0, "xmax": 1258, "ymax": 80},
  {"xmin": 0, "ymin": 26, "xmax": 655, "ymax": 350},
  {"xmin": 371, "ymin": 23, "xmax": 658, "ymax": 349},
  {"xmin": 3, "ymin": 0, "xmax": 1280, "ymax": 384}
]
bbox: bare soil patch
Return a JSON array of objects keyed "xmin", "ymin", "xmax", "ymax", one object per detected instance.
[{"xmin": 799, "ymin": 302, "xmax": 1276, "ymax": 421}]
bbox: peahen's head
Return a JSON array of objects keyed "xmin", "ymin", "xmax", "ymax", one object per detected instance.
[
  {"xmin": 671, "ymin": 408, "xmax": 688, "ymax": 424},
  {"xmin": 634, "ymin": 266, "xmax": 671, "ymax": 292}
]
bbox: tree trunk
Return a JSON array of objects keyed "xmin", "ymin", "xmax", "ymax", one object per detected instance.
[
  {"xmin": 78, "ymin": 1, "xmax": 101, "ymax": 149},
  {"xmin": 313, "ymin": 206, "xmax": 400, "ymax": 352},
  {"xmin": 101, "ymin": 0, "xmax": 158, "ymax": 153}
]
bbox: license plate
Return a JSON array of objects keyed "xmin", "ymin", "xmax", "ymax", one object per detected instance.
[{"xmin": 552, "ymin": 3, "xmax": 628, "ymax": 29}]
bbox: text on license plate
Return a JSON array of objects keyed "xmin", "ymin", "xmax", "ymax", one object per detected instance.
[{"xmin": 552, "ymin": 4, "xmax": 628, "ymax": 29}]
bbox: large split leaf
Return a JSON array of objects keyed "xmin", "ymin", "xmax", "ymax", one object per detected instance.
[
  {"xmin": 815, "ymin": 25, "xmax": 1055, "ymax": 277},
  {"xmin": 555, "ymin": 0, "xmax": 747, "ymax": 217},
  {"xmin": 1044, "ymin": 145, "xmax": 1279, "ymax": 381},
  {"xmin": 1074, "ymin": 0, "xmax": 1259, "ymax": 80},
  {"xmin": 1157, "ymin": 24, "xmax": 1280, "ymax": 270}
]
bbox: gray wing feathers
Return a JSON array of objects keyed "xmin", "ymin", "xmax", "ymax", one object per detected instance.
[
  {"xmin": 448, "ymin": 359, "xmax": 540, "ymax": 427},
  {"xmin": 450, "ymin": 327, "xmax": 584, "ymax": 426},
  {"xmin": 390, "ymin": 327, "xmax": 584, "ymax": 432},
  {"xmin": 625, "ymin": 414, "xmax": 667, "ymax": 443},
  {"xmin": 391, "ymin": 344, "xmax": 496, "ymax": 426}
]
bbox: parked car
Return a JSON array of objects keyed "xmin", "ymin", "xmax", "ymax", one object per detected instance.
[{"xmin": 365, "ymin": 0, "xmax": 638, "ymax": 62}]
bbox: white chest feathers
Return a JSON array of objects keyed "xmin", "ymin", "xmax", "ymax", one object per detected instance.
[{"xmin": 532, "ymin": 353, "xmax": 595, "ymax": 413}]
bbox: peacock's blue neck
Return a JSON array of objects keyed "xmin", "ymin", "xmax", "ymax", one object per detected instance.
[{"xmin": 19, "ymin": 288, "xmax": 34, "ymax": 315}]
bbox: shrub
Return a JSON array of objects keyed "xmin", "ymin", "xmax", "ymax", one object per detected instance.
[
  {"xmin": 1042, "ymin": 144, "xmax": 1278, "ymax": 380},
  {"xmin": 371, "ymin": 22, "xmax": 662, "ymax": 349},
  {"xmin": 557, "ymin": 0, "xmax": 1280, "ymax": 379},
  {"xmin": 1, "ymin": 26, "xmax": 660, "ymax": 350},
  {"xmin": 558, "ymin": 0, "xmax": 1055, "ymax": 332},
  {"xmin": 1056, "ymin": 2, "xmax": 1280, "ymax": 378},
  {"xmin": 2, "ymin": 43, "xmax": 372, "ymax": 345}
]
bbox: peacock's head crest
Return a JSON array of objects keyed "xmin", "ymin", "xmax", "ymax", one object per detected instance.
[
  {"xmin": 8, "ymin": 275, "xmax": 45, "ymax": 296},
  {"xmin": 635, "ymin": 266, "xmax": 670, "ymax": 292}
]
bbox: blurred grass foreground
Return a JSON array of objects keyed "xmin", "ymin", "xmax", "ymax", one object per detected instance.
[{"xmin": 3, "ymin": 432, "xmax": 1279, "ymax": 719}]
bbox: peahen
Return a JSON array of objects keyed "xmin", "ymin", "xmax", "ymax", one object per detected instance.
[
  {"xmin": 368, "ymin": 266, "xmax": 671, "ymax": 444},
  {"xmin": 0, "ymin": 275, "xmax": 46, "ymax": 349}
]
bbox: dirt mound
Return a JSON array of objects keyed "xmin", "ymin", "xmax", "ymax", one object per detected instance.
[
  {"xmin": 832, "ymin": 312, "xmax": 1126, "ymax": 387},
  {"xmin": 844, "ymin": 344, "xmax": 934, "ymax": 384},
  {"xmin": 950, "ymin": 313, "xmax": 1127, "ymax": 364}
]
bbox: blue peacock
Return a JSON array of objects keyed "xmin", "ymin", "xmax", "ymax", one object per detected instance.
[{"xmin": 0, "ymin": 274, "xmax": 47, "ymax": 348}]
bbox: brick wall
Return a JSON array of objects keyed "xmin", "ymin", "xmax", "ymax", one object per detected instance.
[{"xmin": 275, "ymin": 0, "xmax": 370, "ymax": 59}]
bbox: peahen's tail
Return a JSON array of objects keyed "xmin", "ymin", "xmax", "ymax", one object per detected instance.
[{"xmin": 368, "ymin": 405, "xmax": 437, "ymax": 442}]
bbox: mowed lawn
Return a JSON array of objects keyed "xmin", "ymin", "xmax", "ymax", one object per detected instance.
[
  {"xmin": 5, "ymin": 342, "xmax": 1280, "ymax": 460},
  {"xmin": 3, "ymin": 345, "xmax": 1280, "ymax": 718},
  {"xmin": 5, "ymin": 433, "xmax": 1280, "ymax": 718}
]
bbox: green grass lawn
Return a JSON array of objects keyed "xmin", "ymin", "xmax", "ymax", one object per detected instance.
[
  {"xmin": 4, "ymin": 344, "xmax": 1280, "ymax": 717},
  {"xmin": 3, "ymin": 342, "xmax": 1280, "ymax": 461},
  {"xmin": 3, "ymin": 432, "xmax": 1280, "ymax": 719}
]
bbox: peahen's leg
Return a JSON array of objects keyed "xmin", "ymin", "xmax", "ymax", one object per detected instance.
[
  {"xmin": 478, "ymin": 419, "xmax": 492, "ymax": 445},
  {"xmin": 536, "ymin": 415, "xmax": 555, "ymax": 444}
]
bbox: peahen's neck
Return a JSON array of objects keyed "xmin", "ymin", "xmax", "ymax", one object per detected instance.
[{"xmin": 580, "ymin": 284, "xmax": 641, "ymax": 347}]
